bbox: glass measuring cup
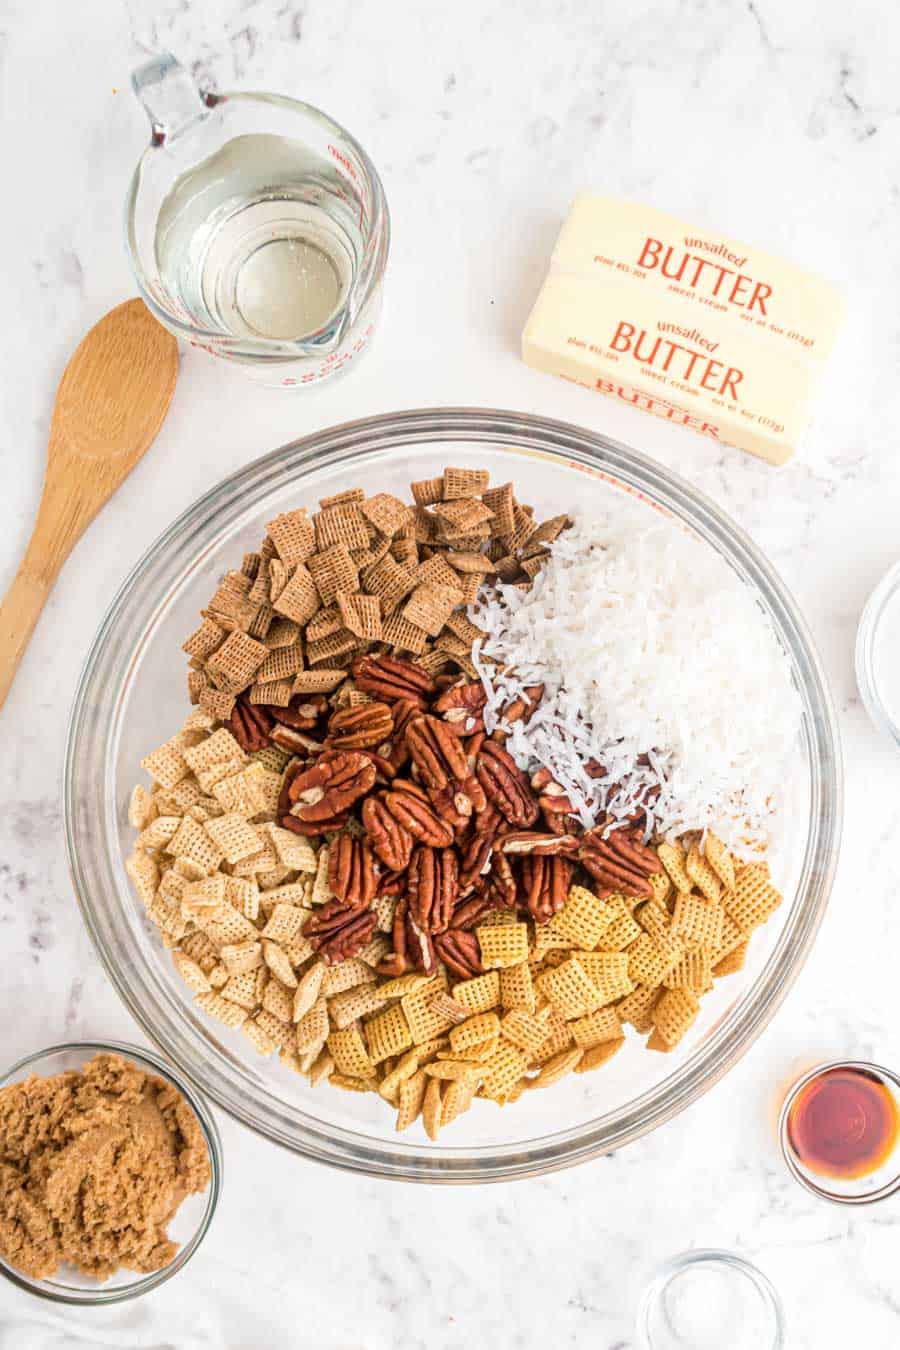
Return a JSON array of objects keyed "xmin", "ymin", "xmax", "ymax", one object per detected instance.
[{"xmin": 125, "ymin": 54, "xmax": 389, "ymax": 387}]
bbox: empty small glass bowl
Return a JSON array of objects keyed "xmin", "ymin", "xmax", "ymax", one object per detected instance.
[
  {"xmin": 638, "ymin": 1249, "xmax": 785, "ymax": 1350},
  {"xmin": 0, "ymin": 1041, "xmax": 222, "ymax": 1304}
]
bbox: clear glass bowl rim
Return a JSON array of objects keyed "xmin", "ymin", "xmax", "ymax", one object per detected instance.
[
  {"xmin": 0, "ymin": 1039, "xmax": 222, "ymax": 1305},
  {"xmin": 64, "ymin": 407, "xmax": 842, "ymax": 1183},
  {"xmin": 636, "ymin": 1247, "xmax": 785, "ymax": 1349}
]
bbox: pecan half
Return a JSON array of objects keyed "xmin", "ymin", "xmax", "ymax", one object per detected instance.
[
  {"xmin": 362, "ymin": 795, "xmax": 414, "ymax": 872},
  {"xmin": 376, "ymin": 896, "xmax": 410, "ymax": 977},
  {"xmin": 265, "ymin": 694, "xmax": 328, "ymax": 730},
  {"xmin": 484, "ymin": 852, "xmax": 519, "ymax": 909},
  {"xmin": 448, "ymin": 892, "xmax": 496, "ymax": 931},
  {"xmin": 476, "ymin": 741, "xmax": 539, "ymax": 828},
  {"xmin": 407, "ymin": 845, "xmax": 459, "ymax": 934},
  {"xmin": 304, "ymin": 899, "xmax": 378, "ymax": 964},
  {"xmin": 433, "ymin": 680, "xmax": 487, "ymax": 735},
  {"xmin": 407, "ymin": 715, "xmax": 487, "ymax": 822},
  {"xmin": 498, "ymin": 831, "xmax": 579, "ymax": 856},
  {"xmin": 353, "ymin": 655, "xmax": 435, "ymax": 708},
  {"xmin": 327, "ymin": 701, "xmax": 394, "ymax": 751},
  {"xmin": 458, "ymin": 829, "xmax": 496, "ymax": 891},
  {"xmin": 382, "ymin": 785, "xmax": 454, "ymax": 848},
  {"xmin": 280, "ymin": 811, "xmax": 349, "ymax": 837},
  {"xmin": 288, "ymin": 751, "xmax": 376, "ymax": 822},
  {"xmin": 491, "ymin": 685, "xmax": 544, "ymax": 742},
  {"xmin": 520, "ymin": 855, "xmax": 572, "ymax": 923},
  {"xmin": 434, "ymin": 930, "xmax": 483, "ymax": 982},
  {"xmin": 227, "ymin": 696, "xmax": 273, "ymax": 752},
  {"xmin": 329, "ymin": 833, "xmax": 379, "ymax": 908},
  {"xmin": 270, "ymin": 725, "xmax": 325, "ymax": 756},
  {"xmin": 578, "ymin": 826, "xmax": 656, "ymax": 897}
]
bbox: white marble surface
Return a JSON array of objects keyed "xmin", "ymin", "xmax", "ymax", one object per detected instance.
[{"xmin": 2, "ymin": 1, "xmax": 900, "ymax": 1345}]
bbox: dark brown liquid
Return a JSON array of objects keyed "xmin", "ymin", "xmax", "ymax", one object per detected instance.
[{"xmin": 787, "ymin": 1067, "xmax": 900, "ymax": 1181}]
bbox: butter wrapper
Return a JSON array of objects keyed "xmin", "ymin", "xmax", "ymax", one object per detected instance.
[{"xmin": 522, "ymin": 194, "xmax": 844, "ymax": 465}]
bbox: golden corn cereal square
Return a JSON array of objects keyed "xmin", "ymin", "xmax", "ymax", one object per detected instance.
[
  {"xmin": 596, "ymin": 909, "xmax": 642, "ymax": 952},
  {"xmin": 648, "ymin": 871, "xmax": 673, "ymax": 907},
  {"xmin": 714, "ymin": 939, "xmax": 750, "ymax": 977},
  {"xmin": 652, "ymin": 988, "xmax": 700, "ymax": 1049},
  {"xmin": 685, "ymin": 845, "xmax": 723, "ymax": 902},
  {"xmin": 529, "ymin": 1009, "xmax": 573, "ymax": 1067},
  {"xmin": 671, "ymin": 894, "xmax": 724, "ymax": 950},
  {"xmin": 330, "ymin": 1074, "xmax": 374, "ymax": 1093},
  {"xmin": 451, "ymin": 971, "xmax": 501, "ymax": 1015},
  {"xmin": 450, "ymin": 1012, "xmax": 500, "ymax": 1053},
  {"xmin": 704, "ymin": 832, "xmax": 736, "ymax": 890},
  {"xmin": 569, "ymin": 1006, "xmax": 623, "ymax": 1049},
  {"xmin": 534, "ymin": 958, "xmax": 603, "ymax": 1019},
  {"xmin": 627, "ymin": 933, "xmax": 685, "ymax": 988},
  {"xmin": 576, "ymin": 952, "xmax": 634, "ymax": 1006},
  {"xmin": 421, "ymin": 1077, "xmax": 444, "ymax": 1140},
  {"xmin": 664, "ymin": 947, "xmax": 713, "ymax": 994},
  {"xmin": 575, "ymin": 1038, "xmax": 625, "ymax": 1072},
  {"xmin": 377, "ymin": 972, "xmax": 431, "ymax": 1001},
  {"xmin": 657, "ymin": 842, "xmax": 693, "ymax": 893},
  {"xmin": 195, "ymin": 990, "xmax": 247, "ymax": 1029},
  {"xmin": 710, "ymin": 911, "xmax": 746, "ymax": 965},
  {"xmin": 321, "ymin": 958, "xmax": 376, "ymax": 996},
  {"xmin": 725, "ymin": 866, "xmax": 783, "ymax": 931},
  {"xmin": 364, "ymin": 1004, "xmax": 413, "ymax": 1064},
  {"xmin": 423, "ymin": 1060, "xmax": 482, "ymax": 1084},
  {"xmin": 437, "ymin": 1036, "xmax": 498, "ymax": 1064},
  {"xmin": 396, "ymin": 1069, "xmax": 429, "ymax": 1131},
  {"xmin": 476, "ymin": 922, "xmax": 529, "ymax": 970},
  {"xmin": 403, "ymin": 977, "xmax": 459, "ymax": 1043},
  {"xmin": 328, "ymin": 1024, "xmax": 376, "ymax": 1079},
  {"xmin": 329, "ymin": 983, "xmax": 387, "ymax": 1030},
  {"xmin": 531, "ymin": 923, "xmax": 572, "ymax": 962},
  {"xmin": 550, "ymin": 886, "xmax": 617, "ymax": 949},
  {"xmin": 481, "ymin": 1042, "xmax": 529, "ymax": 1097},
  {"xmin": 440, "ymin": 1077, "xmax": 476, "ymax": 1125},
  {"xmin": 527, "ymin": 1045, "xmax": 583, "ymax": 1088},
  {"xmin": 428, "ymin": 991, "xmax": 470, "ymax": 1025},
  {"xmin": 500, "ymin": 962, "xmax": 536, "ymax": 1013},
  {"xmin": 500, "ymin": 1010, "xmax": 551, "ymax": 1056}
]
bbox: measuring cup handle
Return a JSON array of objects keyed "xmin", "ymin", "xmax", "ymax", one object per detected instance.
[{"xmin": 131, "ymin": 52, "xmax": 211, "ymax": 146}]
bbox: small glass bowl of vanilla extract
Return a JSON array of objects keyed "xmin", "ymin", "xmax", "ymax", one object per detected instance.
[{"xmin": 779, "ymin": 1061, "xmax": 900, "ymax": 1204}]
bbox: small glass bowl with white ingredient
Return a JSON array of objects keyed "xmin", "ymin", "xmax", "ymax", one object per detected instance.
[{"xmin": 856, "ymin": 558, "xmax": 900, "ymax": 750}]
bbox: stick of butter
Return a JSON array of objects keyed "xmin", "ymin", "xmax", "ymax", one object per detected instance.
[{"xmin": 522, "ymin": 195, "xmax": 844, "ymax": 464}]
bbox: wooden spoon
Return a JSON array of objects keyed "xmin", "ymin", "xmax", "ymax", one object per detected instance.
[{"xmin": 0, "ymin": 298, "xmax": 178, "ymax": 710}]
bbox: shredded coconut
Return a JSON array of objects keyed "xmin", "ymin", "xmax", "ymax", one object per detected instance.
[{"xmin": 470, "ymin": 507, "xmax": 802, "ymax": 852}]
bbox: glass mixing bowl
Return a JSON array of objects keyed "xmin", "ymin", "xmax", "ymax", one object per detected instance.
[{"xmin": 64, "ymin": 409, "xmax": 842, "ymax": 1182}]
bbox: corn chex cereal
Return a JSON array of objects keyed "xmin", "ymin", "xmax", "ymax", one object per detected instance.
[
  {"xmin": 671, "ymin": 894, "xmax": 724, "ymax": 950},
  {"xmin": 569, "ymin": 1006, "xmax": 622, "ymax": 1049},
  {"xmin": 685, "ymin": 845, "xmax": 723, "ymax": 902},
  {"xmin": 714, "ymin": 940, "xmax": 749, "ymax": 978},
  {"xmin": 476, "ymin": 922, "xmax": 529, "ymax": 970},
  {"xmin": 651, "ymin": 988, "xmax": 700, "ymax": 1050},
  {"xmin": 575, "ymin": 1039, "xmax": 625, "ymax": 1073},
  {"xmin": 364, "ymin": 1004, "xmax": 413, "ymax": 1063},
  {"xmin": 576, "ymin": 952, "xmax": 634, "ymax": 1006},
  {"xmin": 627, "ymin": 932, "xmax": 685, "ymax": 988},
  {"xmin": 535, "ymin": 958, "xmax": 603, "ymax": 1019},
  {"xmin": 725, "ymin": 864, "xmax": 782, "ymax": 931},
  {"xmin": 528, "ymin": 1046, "xmax": 583, "ymax": 1088},
  {"xmin": 703, "ymin": 832, "xmax": 736, "ymax": 890},
  {"xmin": 450, "ymin": 1013, "xmax": 500, "ymax": 1053},
  {"xmin": 451, "ymin": 972, "xmax": 501, "ymax": 1015},
  {"xmin": 481, "ymin": 1042, "xmax": 529, "ymax": 1097},
  {"xmin": 550, "ymin": 886, "xmax": 617, "ymax": 949},
  {"xmin": 329, "ymin": 983, "xmax": 387, "ymax": 1029},
  {"xmin": 396, "ymin": 1070, "xmax": 429, "ymax": 1132},
  {"xmin": 500, "ymin": 1010, "xmax": 551, "ymax": 1056},
  {"xmin": 657, "ymin": 842, "xmax": 692, "ymax": 894},
  {"xmin": 500, "ymin": 961, "xmax": 536, "ymax": 1013},
  {"xmin": 403, "ymin": 978, "xmax": 457, "ymax": 1044}
]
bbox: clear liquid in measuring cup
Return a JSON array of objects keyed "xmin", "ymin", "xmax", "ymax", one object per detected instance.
[{"xmin": 154, "ymin": 133, "xmax": 361, "ymax": 342}]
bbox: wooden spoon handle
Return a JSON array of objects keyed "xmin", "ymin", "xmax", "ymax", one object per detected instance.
[{"xmin": 0, "ymin": 544, "xmax": 60, "ymax": 710}]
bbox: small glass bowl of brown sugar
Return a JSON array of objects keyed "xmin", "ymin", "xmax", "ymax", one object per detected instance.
[
  {"xmin": 0, "ymin": 1040, "xmax": 222, "ymax": 1304},
  {"xmin": 779, "ymin": 1059, "xmax": 900, "ymax": 1204}
]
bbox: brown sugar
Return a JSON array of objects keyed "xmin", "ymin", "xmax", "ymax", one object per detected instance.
[{"xmin": 0, "ymin": 1053, "xmax": 211, "ymax": 1281}]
